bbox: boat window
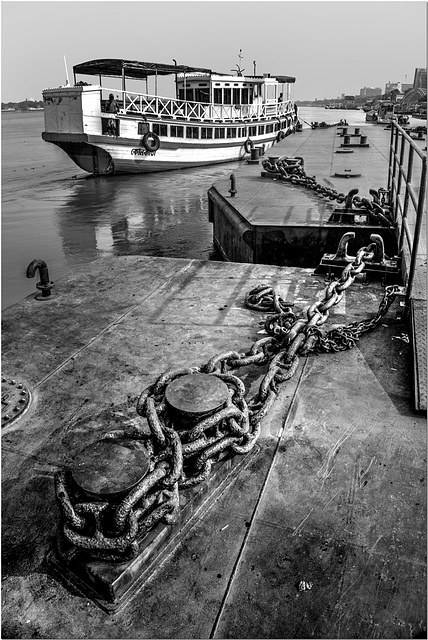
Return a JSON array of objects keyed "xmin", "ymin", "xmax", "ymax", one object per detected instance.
[
  {"xmin": 201, "ymin": 127, "xmax": 213, "ymax": 139},
  {"xmin": 233, "ymin": 89, "xmax": 240, "ymax": 104},
  {"xmin": 214, "ymin": 88, "xmax": 222, "ymax": 104},
  {"xmin": 186, "ymin": 89, "xmax": 194, "ymax": 101},
  {"xmin": 171, "ymin": 125, "xmax": 184, "ymax": 137},
  {"xmin": 266, "ymin": 124, "xmax": 274, "ymax": 133},
  {"xmin": 195, "ymin": 89, "xmax": 209, "ymax": 103},
  {"xmin": 186, "ymin": 126, "xmax": 199, "ymax": 139},
  {"xmin": 224, "ymin": 89, "xmax": 232, "ymax": 105},
  {"xmin": 258, "ymin": 125, "xmax": 265, "ymax": 135},
  {"xmin": 138, "ymin": 122, "xmax": 149, "ymax": 135},
  {"xmin": 249, "ymin": 125, "xmax": 257, "ymax": 136},
  {"xmin": 227, "ymin": 127, "xmax": 237, "ymax": 138},
  {"xmin": 214, "ymin": 128, "xmax": 225, "ymax": 139},
  {"xmin": 242, "ymin": 88, "xmax": 249, "ymax": 104},
  {"xmin": 274, "ymin": 122, "xmax": 280, "ymax": 131},
  {"xmin": 152, "ymin": 123, "xmax": 168, "ymax": 136}
]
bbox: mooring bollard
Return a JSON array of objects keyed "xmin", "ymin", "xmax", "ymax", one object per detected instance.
[
  {"xmin": 250, "ymin": 147, "xmax": 260, "ymax": 161},
  {"xmin": 26, "ymin": 258, "xmax": 54, "ymax": 300},
  {"xmin": 165, "ymin": 373, "xmax": 229, "ymax": 427},
  {"xmin": 229, "ymin": 173, "xmax": 237, "ymax": 197}
]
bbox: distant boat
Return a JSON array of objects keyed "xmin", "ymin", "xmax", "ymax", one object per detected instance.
[
  {"xmin": 366, "ymin": 101, "xmax": 400, "ymax": 125},
  {"xmin": 376, "ymin": 101, "xmax": 396, "ymax": 125},
  {"xmin": 365, "ymin": 110, "xmax": 378, "ymax": 122},
  {"xmin": 41, "ymin": 58, "xmax": 298, "ymax": 175}
]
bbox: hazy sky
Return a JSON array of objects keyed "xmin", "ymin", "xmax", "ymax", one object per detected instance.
[{"xmin": 1, "ymin": 1, "xmax": 426, "ymax": 102}]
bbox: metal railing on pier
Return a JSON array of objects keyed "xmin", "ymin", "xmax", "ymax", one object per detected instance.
[{"xmin": 388, "ymin": 121, "xmax": 426, "ymax": 305}]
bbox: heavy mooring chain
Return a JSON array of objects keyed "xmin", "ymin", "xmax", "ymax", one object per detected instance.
[
  {"xmin": 56, "ymin": 241, "xmax": 399, "ymax": 562},
  {"xmin": 262, "ymin": 155, "xmax": 393, "ymax": 223}
]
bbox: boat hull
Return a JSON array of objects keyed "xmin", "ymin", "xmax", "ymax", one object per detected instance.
[{"xmin": 43, "ymin": 129, "xmax": 293, "ymax": 175}]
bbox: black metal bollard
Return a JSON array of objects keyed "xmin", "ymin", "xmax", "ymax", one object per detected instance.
[{"xmin": 229, "ymin": 173, "xmax": 237, "ymax": 197}]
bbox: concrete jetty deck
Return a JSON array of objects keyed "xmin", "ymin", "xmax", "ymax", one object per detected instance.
[
  {"xmin": 208, "ymin": 123, "xmax": 401, "ymax": 267},
  {"xmin": 2, "ymin": 255, "xmax": 426, "ymax": 638},
  {"xmin": 209, "ymin": 122, "xmax": 427, "ymax": 412}
]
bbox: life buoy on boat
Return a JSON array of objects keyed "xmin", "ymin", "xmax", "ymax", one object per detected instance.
[
  {"xmin": 244, "ymin": 138, "xmax": 254, "ymax": 154},
  {"xmin": 142, "ymin": 131, "xmax": 160, "ymax": 152}
]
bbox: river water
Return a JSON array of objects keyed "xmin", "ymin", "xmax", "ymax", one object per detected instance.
[{"xmin": 0, "ymin": 107, "xmax": 389, "ymax": 309}]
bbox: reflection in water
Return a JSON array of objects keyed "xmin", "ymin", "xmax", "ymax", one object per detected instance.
[
  {"xmin": 54, "ymin": 162, "xmax": 241, "ymax": 262},
  {"xmin": 3, "ymin": 107, "xmax": 424, "ymax": 309}
]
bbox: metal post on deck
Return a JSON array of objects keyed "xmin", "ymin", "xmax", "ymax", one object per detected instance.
[
  {"xmin": 122, "ymin": 67, "xmax": 126, "ymax": 110},
  {"xmin": 396, "ymin": 133, "xmax": 406, "ymax": 203}
]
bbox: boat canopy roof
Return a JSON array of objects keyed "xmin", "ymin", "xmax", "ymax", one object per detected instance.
[
  {"xmin": 73, "ymin": 59, "xmax": 220, "ymax": 79},
  {"xmin": 271, "ymin": 76, "xmax": 296, "ymax": 84},
  {"xmin": 73, "ymin": 59, "xmax": 296, "ymax": 84}
]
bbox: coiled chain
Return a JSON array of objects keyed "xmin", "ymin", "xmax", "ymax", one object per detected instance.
[
  {"xmin": 55, "ymin": 242, "xmax": 399, "ymax": 562},
  {"xmin": 262, "ymin": 156, "xmax": 393, "ymax": 226}
]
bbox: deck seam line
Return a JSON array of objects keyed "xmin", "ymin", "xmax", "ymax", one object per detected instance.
[
  {"xmin": 209, "ymin": 356, "xmax": 309, "ymax": 639},
  {"xmin": 33, "ymin": 262, "xmax": 195, "ymax": 390}
]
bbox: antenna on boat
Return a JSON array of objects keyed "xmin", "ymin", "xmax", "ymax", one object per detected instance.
[
  {"xmin": 231, "ymin": 49, "xmax": 245, "ymax": 76},
  {"xmin": 253, "ymin": 61, "xmax": 256, "ymax": 76},
  {"xmin": 63, "ymin": 54, "xmax": 70, "ymax": 86}
]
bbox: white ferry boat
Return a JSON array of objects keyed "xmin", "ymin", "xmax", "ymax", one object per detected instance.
[{"xmin": 41, "ymin": 59, "xmax": 297, "ymax": 175}]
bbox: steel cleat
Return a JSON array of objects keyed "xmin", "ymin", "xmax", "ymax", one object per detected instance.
[
  {"xmin": 369, "ymin": 234, "xmax": 386, "ymax": 264},
  {"xmin": 332, "ymin": 231, "xmax": 355, "ymax": 262}
]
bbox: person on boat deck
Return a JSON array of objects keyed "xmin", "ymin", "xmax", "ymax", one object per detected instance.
[
  {"xmin": 278, "ymin": 93, "xmax": 283, "ymax": 103},
  {"xmin": 106, "ymin": 93, "xmax": 119, "ymax": 135}
]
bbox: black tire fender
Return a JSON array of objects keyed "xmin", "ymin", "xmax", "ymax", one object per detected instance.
[
  {"xmin": 142, "ymin": 131, "xmax": 160, "ymax": 152},
  {"xmin": 244, "ymin": 138, "xmax": 254, "ymax": 154}
]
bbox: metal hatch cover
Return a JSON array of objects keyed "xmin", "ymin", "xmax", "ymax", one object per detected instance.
[{"xmin": 1, "ymin": 377, "xmax": 31, "ymax": 427}]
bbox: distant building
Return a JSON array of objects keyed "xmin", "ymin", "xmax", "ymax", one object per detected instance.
[
  {"xmin": 402, "ymin": 87, "xmax": 427, "ymax": 106},
  {"xmin": 384, "ymin": 81, "xmax": 401, "ymax": 94},
  {"xmin": 359, "ymin": 86, "xmax": 382, "ymax": 96},
  {"xmin": 413, "ymin": 68, "xmax": 427, "ymax": 90},
  {"xmin": 343, "ymin": 95, "xmax": 357, "ymax": 108}
]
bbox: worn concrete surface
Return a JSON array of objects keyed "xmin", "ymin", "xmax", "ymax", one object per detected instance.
[
  {"xmin": 211, "ymin": 123, "xmax": 393, "ymax": 228},
  {"xmin": 1, "ymin": 255, "xmax": 426, "ymax": 638}
]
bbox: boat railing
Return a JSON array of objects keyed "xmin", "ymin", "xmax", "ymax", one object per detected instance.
[
  {"xmin": 118, "ymin": 90, "xmax": 293, "ymax": 122},
  {"xmin": 388, "ymin": 121, "xmax": 427, "ymax": 305}
]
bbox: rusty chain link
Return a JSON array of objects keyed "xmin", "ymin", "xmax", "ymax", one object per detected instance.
[
  {"xmin": 262, "ymin": 156, "xmax": 393, "ymax": 225},
  {"xmin": 55, "ymin": 241, "xmax": 399, "ymax": 562}
]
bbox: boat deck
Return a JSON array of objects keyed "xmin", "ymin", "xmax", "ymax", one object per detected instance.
[{"xmin": 1, "ymin": 254, "xmax": 426, "ymax": 638}]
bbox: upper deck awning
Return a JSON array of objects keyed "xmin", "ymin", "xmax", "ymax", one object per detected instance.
[
  {"xmin": 73, "ymin": 59, "xmax": 219, "ymax": 80},
  {"xmin": 272, "ymin": 76, "xmax": 296, "ymax": 84}
]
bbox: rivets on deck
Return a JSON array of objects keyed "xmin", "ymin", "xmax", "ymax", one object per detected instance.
[
  {"xmin": 165, "ymin": 373, "xmax": 229, "ymax": 426},
  {"xmin": 71, "ymin": 439, "xmax": 151, "ymax": 498},
  {"xmin": 1, "ymin": 378, "xmax": 31, "ymax": 427}
]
